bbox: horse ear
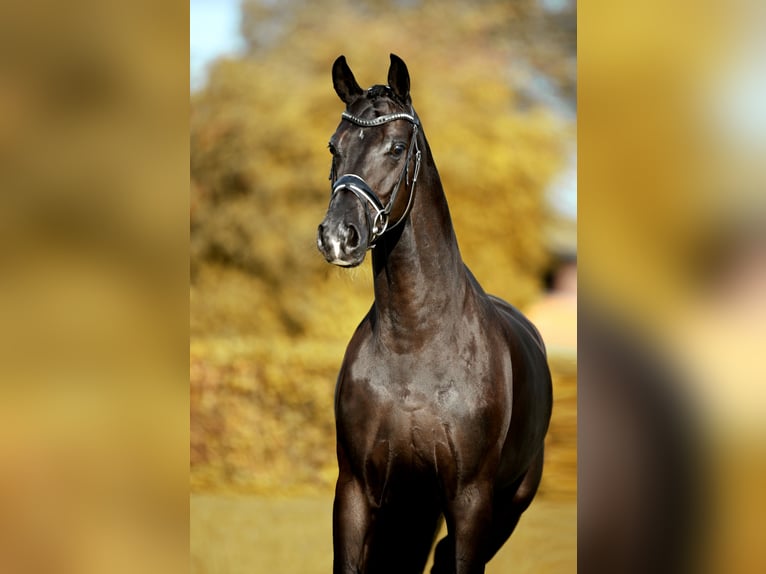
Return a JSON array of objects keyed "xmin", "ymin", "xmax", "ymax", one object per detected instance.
[
  {"xmin": 387, "ymin": 53, "xmax": 410, "ymax": 103},
  {"xmin": 332, "ymin": 55, "xmax": 363, "ymax": 104}
]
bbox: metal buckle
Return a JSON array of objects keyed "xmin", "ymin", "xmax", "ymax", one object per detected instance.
[{"xmin": 372, "ymin": 210, "xmax": 389, "ymax": 238}]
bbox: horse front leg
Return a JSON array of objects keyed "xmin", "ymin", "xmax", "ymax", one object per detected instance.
[
  {"xmin": 333, "ymin": 453, "xmax": 373, "ymax": 574},
  {"xmin": 436, "ymin": 482, "xmax": 494, "ymax": 574}
]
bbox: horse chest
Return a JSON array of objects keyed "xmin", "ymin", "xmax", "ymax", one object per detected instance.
[
  {"xmin": 346, "ymin": 352, "xmax": 485, "ymax": 421},
  {"xmin": 338, "ymin": 350, "xmax": 503, "ymax": 497}
]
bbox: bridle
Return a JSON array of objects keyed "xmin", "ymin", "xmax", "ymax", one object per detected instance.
[{"xmin": 329, "ymin": 107, "xmax": 422, "ymax": 248}]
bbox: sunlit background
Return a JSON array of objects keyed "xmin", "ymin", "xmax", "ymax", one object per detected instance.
[
  {"xmin": 579, "ymin": 1, "xmax": 766, "ymax": 572},
  {"xmin": 189, "ymin": 0, "xmax": 576, "ymax": 572},
  {"xmin": 0, "ymin": 2, "xmax": 188, "ymax": 573}
]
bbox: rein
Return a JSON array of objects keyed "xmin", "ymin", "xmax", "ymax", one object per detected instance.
[{"xmin": 330, "ymin": 109, "xmax": 422, "ymax": 247}]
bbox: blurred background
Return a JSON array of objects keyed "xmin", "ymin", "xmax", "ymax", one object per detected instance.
[
  {"xmin": 189, "ymin": 0, "xmax": 576, "ymax": 572},
  {"xmin": 0, "ymin": 2, "xmax": 188, "ymax": 573},
  {"xmin": 579, "ymin": 1, "xmax": 766, "ymax": 572}
]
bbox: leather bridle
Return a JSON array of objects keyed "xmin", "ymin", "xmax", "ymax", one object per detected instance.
[{"xmin": 329, "ymin": 108, "xmax": 422, "ymax": 247}]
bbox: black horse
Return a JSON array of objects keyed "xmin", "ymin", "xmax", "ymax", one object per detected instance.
[{"xmin": 317, "ymin": 54, "xmax": 553, "ymax": 574}]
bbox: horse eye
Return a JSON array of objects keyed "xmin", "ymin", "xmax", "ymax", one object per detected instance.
[
  {"xmin": 328, "ymin": 143, "xmax": 338, "ymax": 156},
  {"xmin": 391, "ymin": 143, "xmax": 406, "ymax": 158}
]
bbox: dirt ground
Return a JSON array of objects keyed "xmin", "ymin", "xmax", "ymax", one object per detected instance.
[{"xmin": 190, "ymin": 493, "xmax": 576, "ymax": 574}]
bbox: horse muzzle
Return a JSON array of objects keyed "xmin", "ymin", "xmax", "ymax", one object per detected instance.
[
  {"xmin": 317, "ymin": 175, "xmax": 377, "ymax": 267},
  {"xmin": 317, "ymin": 217, "xmax": 368, "ymax": 267}
]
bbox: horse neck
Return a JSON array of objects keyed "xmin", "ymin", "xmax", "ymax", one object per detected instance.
[{"xmin": 370, "ymin": 136, "xmax": 467, "ymax": 348}]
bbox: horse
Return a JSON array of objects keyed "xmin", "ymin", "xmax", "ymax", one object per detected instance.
[{"xmin": 316, "ymin": 54, "xmax": 553, "ymax": 574}]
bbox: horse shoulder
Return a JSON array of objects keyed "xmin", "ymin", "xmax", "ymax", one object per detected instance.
[{"xmin": 334, "ymin": 308, "xmax": 394, "ymax": 435}]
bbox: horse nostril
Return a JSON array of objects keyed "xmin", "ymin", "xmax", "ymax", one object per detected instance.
[
  {"xmin": 317, "ymin": 224, "xmax": 327, "ymax": 249},
  {"xmin": 345, "ymin": 224, "xmax": 360, "ymax": 250}
]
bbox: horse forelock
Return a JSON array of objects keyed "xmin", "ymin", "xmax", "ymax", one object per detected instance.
[
  {"xmin": 346, "ymin": 84, "xmax": 410, "ymax": 120},
  {"xmin": 366, "ymin": 84, "xmax": 391, "ymax": 100}
]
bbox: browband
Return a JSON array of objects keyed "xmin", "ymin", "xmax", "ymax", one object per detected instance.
[{"xmin": 341, "ymin": 111, "xmax": 418, "ymax": 127}]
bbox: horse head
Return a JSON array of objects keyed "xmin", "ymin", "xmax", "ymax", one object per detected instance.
[{"xmin": 317, "ymin": 54, "xmax": 422, "ymax": 266}]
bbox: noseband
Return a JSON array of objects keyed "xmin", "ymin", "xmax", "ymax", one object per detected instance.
[{"xmin": 329, "ymin": 109, "xmax": 422, "ymax": 247}]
